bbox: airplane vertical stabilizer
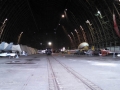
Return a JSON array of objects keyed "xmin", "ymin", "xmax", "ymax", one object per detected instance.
[
  {"xmin": 4, "ymin": 42, "xmax": 13, "ymax": 51},
  {"xmin": 0, "ymin": 42, "xmax": 5, "ymax": 50}
]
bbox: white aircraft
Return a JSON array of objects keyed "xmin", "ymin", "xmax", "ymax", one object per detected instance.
[{"xmin": 0, "ymin": 42, "xmax": 16, "ymax": 57}]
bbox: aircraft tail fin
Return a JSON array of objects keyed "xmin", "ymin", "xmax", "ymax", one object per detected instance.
[
  {"xmin": 0, "ymin": 42, "xmax": 6, "ymax": 50},
  {"xmin": 4, "ymin": 42, "xmax": 13, "ymax": 51}
]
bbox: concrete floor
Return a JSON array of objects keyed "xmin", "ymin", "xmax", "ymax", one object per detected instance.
[{"xmin": 0, "ymin": 53, "xmax": 120, "ymax": 90}]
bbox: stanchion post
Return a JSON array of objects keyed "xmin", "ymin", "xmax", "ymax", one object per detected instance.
[{"xmin": 113, "ymin": 52, "xmax": 116, "ymax": 58}]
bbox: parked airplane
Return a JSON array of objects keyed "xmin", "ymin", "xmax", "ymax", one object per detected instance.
[
  {"xmin": 0, "ymin": 42, "xmax": 16, "ymax": 57},
  {"xmin": 0, "ymin": 42, "xmax": 8, "ymax": 52}
]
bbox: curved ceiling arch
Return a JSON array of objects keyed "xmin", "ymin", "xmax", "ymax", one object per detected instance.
[
  {"xmin": 1, "ymin": 1, "xmax": 31, "ymax": 43},
  {"xmin": 0, "ymin": 0, "xmax": 120, "ymax": 49}
]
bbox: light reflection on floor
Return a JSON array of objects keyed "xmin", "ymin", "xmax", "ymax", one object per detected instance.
[{"xmin": 91, "ymin": 62, "xmax": 117, "ymax": 67}]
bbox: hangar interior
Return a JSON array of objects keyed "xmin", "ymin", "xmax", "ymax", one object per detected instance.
[{"xmin": 0, "ymin": 0, "xmax": 120, "ymax": 51}]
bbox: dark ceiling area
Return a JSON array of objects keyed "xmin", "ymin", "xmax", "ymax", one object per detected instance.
[{"xmin": 0, "ymin": 0, "xmax": 120, "ymax": 49}]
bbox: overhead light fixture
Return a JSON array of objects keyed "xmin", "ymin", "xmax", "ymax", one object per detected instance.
[
  {"xmin": 86, "ymin": 20, "xmax": 89, "ymax": 23},
  {"xmin": 48, "ymin": 42, "xmax": 52, "ymax": 46},
  {"xmin": 62, "ymin": 14, "xmax": 65, "ymax": 18},
  {"xmin": 97, "ymin": 10, "xmax": 101, "ymax": 14}
]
